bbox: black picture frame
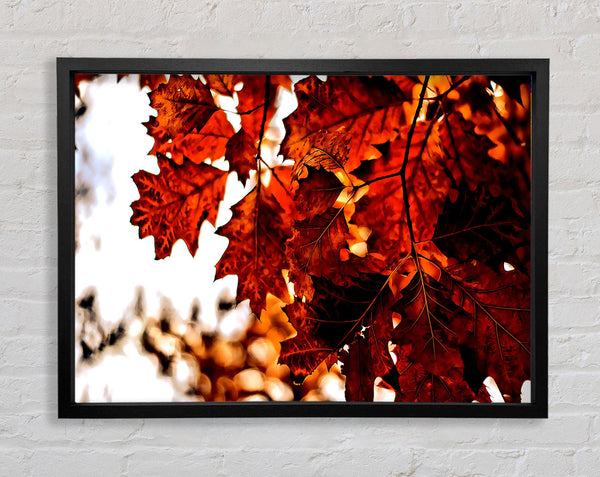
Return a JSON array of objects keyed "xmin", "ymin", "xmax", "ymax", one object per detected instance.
[{"xmin": 57, "ymin": 58, "xmax": 548, "ymax": 419}]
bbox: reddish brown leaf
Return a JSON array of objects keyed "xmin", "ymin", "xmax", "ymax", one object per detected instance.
[
  {"xmin": 204, "ymin": 74, "xmax": 237, "ymax": 96},
  {"xmin": 394, "ymin": 347, "xmax": 475, "ymax": 403},
  {"xmin": 289, "ymin": 206, "xmax": 352, "ymax": 286},
  {"xmin": 350, "ymin": 119, "xmax": 448, "ymax": 261},
  {"xmin": 340, "ymin": 336, "xmax": 375, "ymax": 401},
  {"xmin": 440, "ymin": 262, "xmax": 531, "ymax": 398},
  {"xmin": 148, "ymin": 109, "xmax": 235, "ymax": 165},
  {"xmin": 139, "ymin": 74, "xmax": 167, "ymax": 91},
  {"xmin": 279, "ymin": 301, "xmax": 334, "ymax": 380},
  {"xmin": 281, "ymin": 75, "xmax": 409, "ymax": 171},
  {"xmin": 265, "ymin": 165, "xmax": 296, "ymax": 218},
  {"xmin": 384, "ymin": 75, "xmax": 421, "ymax": 95},
  {"xmin": 225, "ymin": 129, "xmax": 257, "ymax": 185},
  {"xmin": 292, "ymin": 130, "xmax": 352, "ymax": 181},
  {"xmin": 215, "ymin": 186, "xmax": 292, "ymax": 313},
  {"xmin": 130, "ymin": 153, "xmax": 227, "ymax": 259},
  {"xmin": 280, "ymin": 274, "xmax": 395, "ymax": 387},
  {"xmin": 235, "ymin": 75, "xmax": 291, "ymax": 140},
  {"xmin": 146, "ymin": 75, "xmax": 217, "ymax": 139},
  {"xmin": 392, "ymin": 266, "xmax": 472, "ymax": 378},
  {"xmin": 433, "ymin": 185, "xmax": 530, "ymax": 273},
  {"xmin": 489, "ymin": 76, "xmax": 528, "ymax": 106},
  {"xmin": 293, "ymin": 167, "xmax": 345, "ymax": 221},
  {"xmin": 131, "ymin": 73, "xmax": 532, "ymax": 403}
]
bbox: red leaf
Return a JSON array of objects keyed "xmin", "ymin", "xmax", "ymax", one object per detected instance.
[
  {"xmin": 394, "ymin": 348, "xmax": 475, "ymax": 403},
  {"xmin": 293, "ymin": 167, "xmax": 345, "ymax": 221},
  {"xmin": 279, "ymin": 301, "xmax": 334, "ymax": 380},
  {"xmin": 235, "ymin": 75, "xmax": 291, "ymax": 140},
  {"xmin": 225, "ymin": 129, "xmax": 257, "ymax": 185},
  {"xmin": 282, "ymin": 75, "xmax": 409, "ymax": 171},
  {"xmin": 291, "ymin": 130, "xmax": 352, "ymax": 181},
  {"xmin": 215, "ymin": 186, "xmax": 292, "ymax": 313},
  {"xmin": 148, "ymin": 109, "xmax": 235, "ymax": 165},
  {"xmin": 130, "ymin": 153, "xmax": 227, "ymax": 259},
  {"xmin": 204, "ymin": 74, "xmax": 237, "ymax": 96},
  {"xmin": 340, "ymin": 336, "xmax": 375, "ymax": 401},
  {"xmin": 146, "ymin": 75, "xmax": 217, "ymax": 139},
  {"xmin": 280, "ymin": 274, "xmax": 396, "ymax": 395},
  {"xmin": 289, "ymin": 206, "xmax": 352, "ymax": 286},
  {"xmin": 139, "ymin": 74, "xmax": 167, "ymax": 91}
]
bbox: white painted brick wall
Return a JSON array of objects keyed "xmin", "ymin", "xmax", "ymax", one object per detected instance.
[{"xmin": 0, "ymin": 0, "xmax": 598, "ymax": 475}]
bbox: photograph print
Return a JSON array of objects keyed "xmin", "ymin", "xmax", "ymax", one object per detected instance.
[{"xmin": 72, "ymin": 69, "xmax": 533, "ymax": 407}]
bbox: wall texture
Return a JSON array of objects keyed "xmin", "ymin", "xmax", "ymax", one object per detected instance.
[{"xmin": 1, "ymin": 0, "xmax": 598, "ymax": 475}]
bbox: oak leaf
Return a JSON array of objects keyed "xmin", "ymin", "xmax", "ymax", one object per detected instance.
[
  {"xmin": 148, "ymin": 110, "xmax": 234, "ymax": 165},
  {"xmin": 280, "ymin": 274, "xmax": 395, "ymax": 387},
  {"xmin": 235, "ymin": 75, "xmax": 292, "ymax": 140},
  {"xmin": 139, "ymin": 74, "xmax": 167, "ymax": 91},
  {"xmin": 146, "ymin": 75, "xmax": 217, "ymax": 139},
  {"xmin": 215, "ymin": 186, "xmax": 292, "ymax": 313},
  {"xmin": 130, "ymin": 153, "xmax": 227, "ymax": 259},
  {"xmin": 225, "ymin": 129, "xmax": 257, "ymax": 185},
  {"xmin": 204, "ymin": 74, "xmax": 237, "ymax": 97},
  {"xmin": 278, "ymin": 301, "xmax": 335, "ymax": 381},
  {"xmin": 281, "ymin": 75, "xmax": 410, "ymax": 171}
]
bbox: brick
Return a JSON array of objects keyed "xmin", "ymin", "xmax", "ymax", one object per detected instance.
[
  {"xmin": 551, "ymin": 373, "xmax": 600, "ymax": 407},
  {"xmin": 551, "ymin": 332, "xmax": 600, "ymax": 369},
  {"xmin": 572, "ymin": 34, "xmax": 600, "ymax": 68},
  {"xmin": 494, "ymin": 415, "xmax": 590, "ymax": 446},
  {"xmin": 548, "ymin": 261, "xmax": 600, "ymax": 298},
  {"xmin": 2, "ymin": 298, "xmax": 56, "ymax": 335},
  {"xmin": 575, "ymin": 448, "xmax": 600, "ymax": 475},
  {"xmin": 413, "ymin": 449, "xmax": 523, "ymax": 476},
  {"xmin": 0, "ymin": 449, "xmax": 32, "ymax": 476},
  {"xmin": 0, "ymin": 335, "xmax": 57, "ymax": 376},
  {"xmin": 356, "ymin": 4, "xmax": 404, "ymax": 33},
  {"xmin": 550, "ymin": 145, "xmax": 600, "ymax": 186},
  {"xmin": 552, "ymin": 113, "xmax": 588, "ymax": 144},
  {"xmin": 519, "ymin": 449, "xmax": 576, "ymax": 476},
  {"xmin": 12, "ymin": 0, "xmax": 67, "ymax": 33},
  {"xmin": 126, "ymin": 449, "xmax": 223, "ymax": 477},
  {"xmin": 550, "ymin": 189, "xmax": 599, "ymax": 220},
  {"xmin": 308, "ymin": 2, "xmax": 358, "ymax": 31},
  {"xmin": 0, "ymin": 267, "xmax": 56, "ymax": 301},
  {"xmin": 63, "ymin": 1, "xmax": 113, "ymax": 31},
  {"xmin": 29, "ymin": 449, "xmax": 123, "ymax": 477},
  {"xmin": 549, "ymin": 296, "xmax": 600, "ymax": 327},
  {"xmin": 586, "ymin": 112, "xmax": 600, "ymax": 144}
]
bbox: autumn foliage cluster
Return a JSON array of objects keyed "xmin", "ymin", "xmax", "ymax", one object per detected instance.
[{"xmin": 102, "ymin": 72, "xmax": 532, "ymax": 402}]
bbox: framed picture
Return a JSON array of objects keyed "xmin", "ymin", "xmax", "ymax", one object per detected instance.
[{"xmin": 57, "ymin": 58, "xmax": 548, "ymax": 418}]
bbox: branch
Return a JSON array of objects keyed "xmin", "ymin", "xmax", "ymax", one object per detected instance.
[
  {"xmin": 356, "ymin": 90, "xmax": 439, "ymax": 191},
  {"xmin": 401, "ymin": 76, "xmax": 430, "ymax": 244},
  {"xmin": 254, "ymin": 77, "xmax": 271, "ymax": 267}
]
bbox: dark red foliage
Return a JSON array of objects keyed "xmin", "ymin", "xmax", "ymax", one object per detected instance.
[{"xmin": 129, "ymin": 73, "xmax": 532, "ymax": 402}]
